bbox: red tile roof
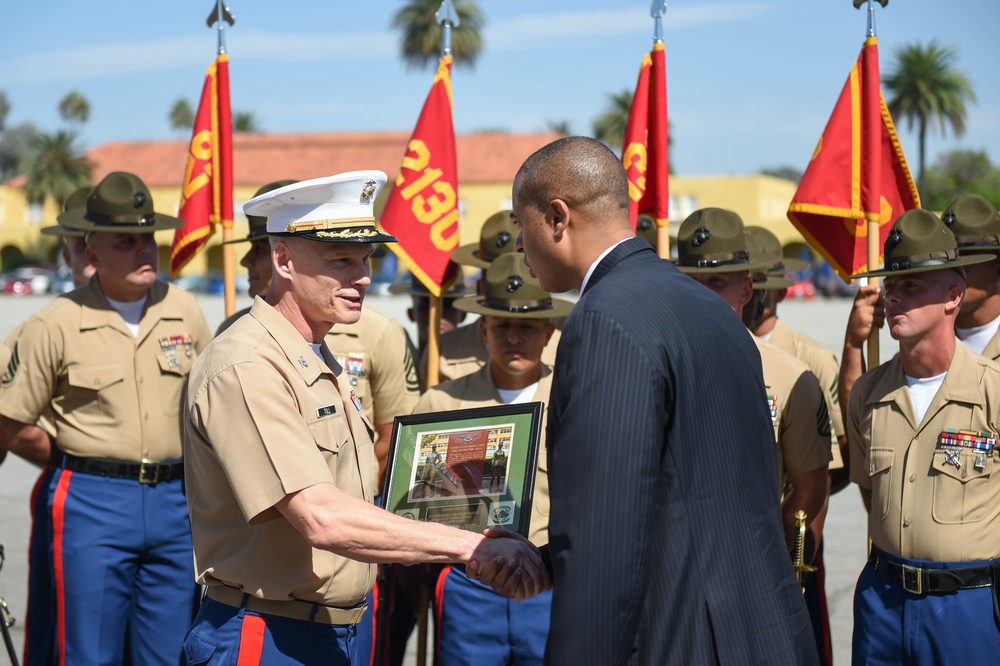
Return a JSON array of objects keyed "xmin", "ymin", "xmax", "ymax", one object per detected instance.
[{"xmin": 74, "ymin": 130, "xmax": 564, "ymax": 189}]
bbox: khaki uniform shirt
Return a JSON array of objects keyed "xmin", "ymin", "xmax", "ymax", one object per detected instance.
[
  {"xmin": 0, "ymin": 341, "xmax": 9, "ymax": 386},
  {"xmin": 325, "ymin": 305, "xmax": 420, "ymax": 428},
  {"xmin": 414, "ymin": 364, "xmax": 552, "ymax": 547},
  {"xmin": 0, "ymin": 278, "xmax": 210, "ymax": 461},
  {"xmin": 184, "ymin": 297, "xmax": 377, "ymax": 606},
  {"xmin": 766, "ymin": 318, "xmax": 845, "ymax": 469},
  {"xmin": 980, "ymin": 330, "xmax": 1000, "ymax": 361},
  {"xmin": 754, "ymin": 337, "xmax": 833, "ymax": 489},
  {"xmin": 848, "ymin": 343, "xmax": 1000, "ymax": 562},
  {"xmin": 434, "ymin": 321, "xmax": 561, "ymax": 382}
]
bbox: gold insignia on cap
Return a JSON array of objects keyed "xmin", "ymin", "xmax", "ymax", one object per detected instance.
[
  {"xmin": 314, "ymin": 227, "xmax": 383, "ymax": 240},
  {"xmin": 360, "ymin": 179, "xmax": 377, "ymax": 204},
  {"xmin": 285, "ymin": 217, "xmax": 376, "ymax": 233}
]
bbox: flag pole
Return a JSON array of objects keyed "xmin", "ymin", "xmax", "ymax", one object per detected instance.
[
  {"xmin": 650, "ymin": 0, "xmax": 670, "ymax": 258},
  {"xmin": 209, "ymin": 1, "xmax": 236, "ymax": 317},
  {"xmin": 860, "ymin": 0, "xmax": 883, "ymax": 369},
  {"xmin": 423, "ymin": 0, "xmax": 459, "ymax": 392}
]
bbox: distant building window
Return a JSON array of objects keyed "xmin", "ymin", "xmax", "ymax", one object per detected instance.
[
  {"xmin": 668, "ymin": 196, "xmax": 679, "ymax": 220},
  {"xmin": 683, "ymin": 195, "xmax": 697, "ymax": 218},
  {"xmin": 458, "ymin": 198, "xmax": 467, "ymax": 220},
  {"xmin": 234, "ymin": 202, "xmax": 247, "ymax": 223},
  {"xmin": 27, "ymin": 203, "xmax": 43, "ymax": 224},
  {"xmin": 500, "ymin": 197, "xmax": 512, "ymax": 210}
]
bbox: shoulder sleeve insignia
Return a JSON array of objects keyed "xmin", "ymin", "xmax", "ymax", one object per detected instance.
[{"xmin": 1, "ymin": 341, "xmax": 20, "ymax": 387}]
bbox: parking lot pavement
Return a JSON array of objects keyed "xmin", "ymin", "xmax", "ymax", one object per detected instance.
[{"xmin": 0, "ymin": 292, "xmax": 897, "ymax": 664}]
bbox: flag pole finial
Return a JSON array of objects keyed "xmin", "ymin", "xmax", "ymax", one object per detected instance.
[
  {"xmin": 436, "ymin": 0, "xmax": 460, "ymax": 57},
  {"xmin": 853, "ymin": 0, "xmax": 887, "ymax": 38},
  {"xmin": 650, "ymin": 0, "xmax": 667, "ymax": 44},
  {"xmin": 206, "ymin": 1, "xmax": 236, "ymax": 54}
]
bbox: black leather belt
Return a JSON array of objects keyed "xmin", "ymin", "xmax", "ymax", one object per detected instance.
[
  {"xmin": 870, "ymin": 552, "xmax": 995, "ymax": 595},
  {"xmin": 62, "ymin": 454, "xmax": 183, "ymax": 485}
]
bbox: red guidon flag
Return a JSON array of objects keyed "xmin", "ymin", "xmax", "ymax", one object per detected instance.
[
  {"xmin": 380, "ymin": 55, "xmax": 459, "ymax": 296},
  {"xmin": 622, "ymin": 41, "xmax": 669, "ymax": 231},
  {"xmin": 170, "ymin": 53, "xmax": 234, "ymax": 279},
  {"xmin": 787, "ymin": 37, "xmax": 919, "ymax": 280}
]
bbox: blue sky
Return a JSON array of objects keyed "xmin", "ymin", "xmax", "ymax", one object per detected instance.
[{"xmin": 2, "ymin": 1, "xmax": 997, "ymax": 177}]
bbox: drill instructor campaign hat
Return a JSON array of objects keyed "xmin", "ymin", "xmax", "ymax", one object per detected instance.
[
  {"xmin": 745, "ymin": 231, "xmax": 794, "ymax": 291},
  {"xmin": 941, "ymin": 194, "xmax": 1000, "ymax": 254},
  {"xmin": 453, "ymin": 253, "xmax": 574, "ymax": 320},
  {"xmin": 451, "ymin": 210, "xmax": 518, "ymax": 269},
  {"xmin": 850, "ymin": 208, "xmax": 995, "ymax": 279},
  {"xmin": 222, "ymin": 180, "xmax": 299, "ymax": 245},
  {"xmin": 58, "ymin": 172, "xmax": 184, "ymax": 233},
  {"xmin": 243, "ymin": 170, "xmax": 397, "ymax": 244},
  {"xmin": 41, "ymin": 186, "xmax": 92, "ymax": 237},
  {"xmin": 674, "ymin": 208, "xmax": 780, "ymax": 274},
  {"xmin": 745, "ymin": 226, "xmax": 810, "ymax": 275}
]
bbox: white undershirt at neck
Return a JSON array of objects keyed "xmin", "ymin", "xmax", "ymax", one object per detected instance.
[
  {"xmin": 905, "ymin": 372, "xmax": 946, "ymax": 424},
  {"xmin": 956, "ymin": 315, "xmax": 1000, "ymax": 356},
  {"xmin": 105, "ymin": 295, "xmax": 146, "ymax": 337},
  {"xmin": 497, "ymin": 383, "xmax": 538, "ymax": 405}
]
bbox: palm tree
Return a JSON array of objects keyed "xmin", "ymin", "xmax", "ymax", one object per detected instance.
[
  {"xmin": 884, "ymin": 41, "xmax": 976, "ymax": 199},
  {"xmin": 0, "ymin": 91, "xmax": 10, "ymax": 132},
  {"xmin": 20, "ymin": 130, "xmax": 92, "ymax": 208},
  {"xmin": 169, "ymin": 98, "xmax": 195, "ymax": 133},
  {"xmin": 58, "ymin": 90, "xmax": 91, "ymax": 128},
  {"xmin": 391, "ymin": 0, "xmax": 485, "ymax": 70},
  {"xmin": 233, "ymin": 111, "xmax": 259, "ymax": 133},
  {"xmin": 591, "ymin": 90, "xmax": 634, "ymax": 151}
]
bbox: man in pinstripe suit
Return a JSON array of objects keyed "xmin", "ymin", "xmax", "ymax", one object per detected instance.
[{"xmin": 506, "ymin": 136, "xmax": 817, "ymax": 665}]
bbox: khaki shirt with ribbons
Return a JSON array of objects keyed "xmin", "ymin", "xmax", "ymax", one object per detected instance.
[
  {"xmin": 767, "ymin": 318, "xmax": 845, "ymax": 442},
  {"xmin": 434, "ymin": 321, "xmax": 561, "ymax": 382},
  {"xmin": 414, "ymin": 364, "xmax": 552, "ymax": 547},
  {"xmin": 326, "ymin": 305, "xmax": 419, "ymax": 429},
  {"xmin": 0, "ymin": 278, "xmax": 210, "ymax": 461},
  {"xmin": 848, "ymin": 343, "xmax": 1000, "ymax": 562},
  {"xmin": 754, "ymin": 337, "xmax": 833, "ymax": 490},
  {"xmin": 184, "ymin": 297, "xmax": 377, "ymax": 607}
]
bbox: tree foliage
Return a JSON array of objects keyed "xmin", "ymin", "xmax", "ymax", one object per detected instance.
[
  {"xmin": 591, "ymin": 90, "xmax": 675, "ymax": 173},
  {"xmin": 169, "ymin": 98, "xmax": 195, "ymax": 133},
  {"xmin": 884, "ymin": 41, "xmax": 976, "ymax": 199},
  {"xmin": 391, "ymin": 0, "xmax": 485, "ymax": 70},
  {"xmin": 0, "ymin": 91, "xmax": 10, "ymax": 132},
  {"xmin": 922, "ymin": 149, "xmax": 1000, "ymax": 211},
  {"xmin": 58, "ymin": 90, "xmax": 91, "ymax": 127},
  {"xmin": 0, "ymin": 122, "xmax": 41, "ymax": 182},
  {"xmin": 20, "ymin": 130, "xmax": 92, "ymax": 207},
  {"xmin": 233, "ymin": 111, "xmax": 259, "ymax": 133}
]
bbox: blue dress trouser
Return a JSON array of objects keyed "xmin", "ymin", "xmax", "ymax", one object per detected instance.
[
  {"xmin": 23, "ymin": 467, "xmax": 55, "ymax": 666},
  {"xmin": 434, "ymin": 565, "xmax": 552, "ymax": 666},
  {"xmin": 854, "ymin": 549, "xmax": 1000, "ymax": 665},
  {"xmin": 184, "ymin": 597, "xmax": 359, "ymax": 665},
  {"xmin": 50, "ymin": 467, "xmax": 196, "ymax": 666}
]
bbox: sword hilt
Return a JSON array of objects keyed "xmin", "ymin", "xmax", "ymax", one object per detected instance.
[{"xmin": 792, "ymin": 510, "xmax": 817, "ymax": 593}]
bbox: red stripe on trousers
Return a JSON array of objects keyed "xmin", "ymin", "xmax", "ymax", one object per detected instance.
[
  {"xmin": 433, "ymin": 565, "xmax": 452, "ymax": 659},
  {"xmin": 52, "ymin": 471, "xmax": 71, "ymax": 666},
  {"xmin": 236, "ymin": 614, "xmax": 267, "ymax": 665}
]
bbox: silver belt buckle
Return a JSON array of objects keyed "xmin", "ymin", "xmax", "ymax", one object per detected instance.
[{"xmin": 901, "ymin": 564, "xmax": 923, "ymax": 595}]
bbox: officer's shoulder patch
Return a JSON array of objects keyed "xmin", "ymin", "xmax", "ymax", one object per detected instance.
[{"xmin": 2, "ymin": 341, "xmax": 20, "ymax": 387}]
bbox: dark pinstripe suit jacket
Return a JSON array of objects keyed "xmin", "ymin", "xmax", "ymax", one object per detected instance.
[{"xmin": 544, "ymin": 238, "xmax": 817, "ymax": 665}]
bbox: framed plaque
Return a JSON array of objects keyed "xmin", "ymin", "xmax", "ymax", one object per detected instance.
[{"xmin": 381, "ymin": 403, "xmax": 543, "ymax": 537}]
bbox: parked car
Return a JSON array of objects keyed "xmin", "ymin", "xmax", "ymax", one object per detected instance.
[
  {"xmin": 786, "ymin": 278, "xmax": 817, "ymax": 300},
  {"xmin": 0, "ymin": 266, "xmax": 53, "ymax": 296}
]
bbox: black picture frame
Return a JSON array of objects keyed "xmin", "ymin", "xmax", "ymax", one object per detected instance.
[{"xmin": 381, "ymin": 403, "xmax": 543, "ymax": 537}]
